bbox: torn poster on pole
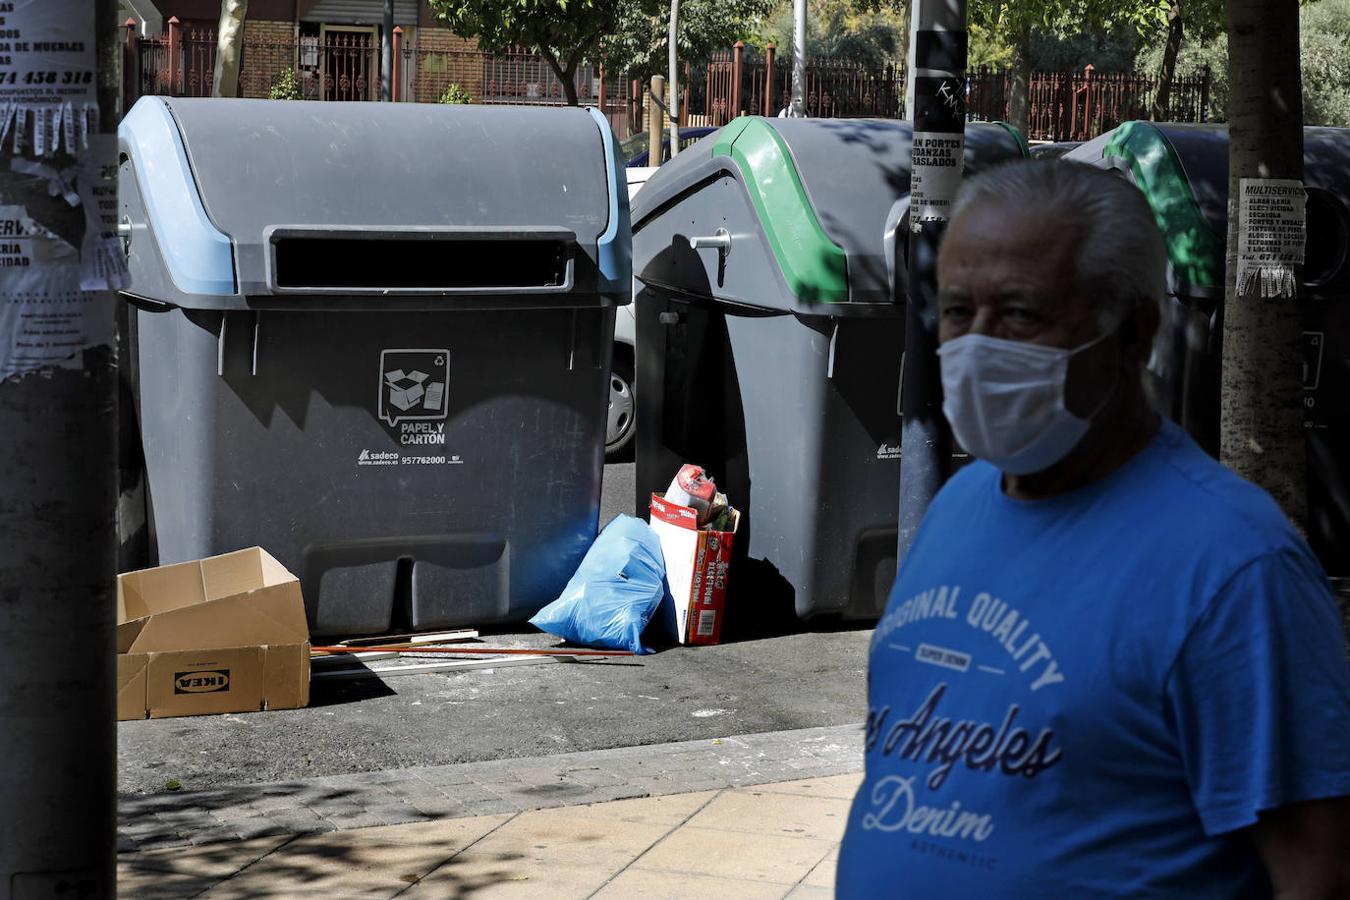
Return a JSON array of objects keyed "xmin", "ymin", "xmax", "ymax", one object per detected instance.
[
  {"xmin": 909, "ymin": 131, "xmax": 964, "ymax": 231},
  {"xmin": 0, "ymin": 0, "xmax": 123, "ymax": 380},
  {"xmin": 1236, "ymin": 177, "xmax": 1306, "ymax": 300}
]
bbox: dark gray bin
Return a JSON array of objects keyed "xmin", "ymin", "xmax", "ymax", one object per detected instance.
[
  {"xmin": 630, "ymin": 117, "xmax": 1025, "ymax": 623},
  {"xmin": 118, "ymin": 97, "xmax": 630, "ymax": 636},
  {"xmin": 1068, "ymin": 123, "xmax": 1350, "ymax": 576}
]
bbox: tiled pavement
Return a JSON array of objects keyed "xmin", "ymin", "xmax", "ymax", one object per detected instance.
[
  {"xmin": 120, "ymin": 724, "xmax": 862, "ymax": 853},
  {"xmin": 119, "ymin": 724, "xmax": 864, "ymax": 898},
  {"xmin": 118, "ymin": 772, "xmax": 860, "ymax": 898}
]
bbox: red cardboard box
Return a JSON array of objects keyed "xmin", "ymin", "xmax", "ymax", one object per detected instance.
[{"xmin": 649, "ymin": 493, "xmax": 740, "ymax": 645}]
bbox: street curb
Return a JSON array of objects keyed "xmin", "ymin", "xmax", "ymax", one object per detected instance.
[{"xmin": 118, "ymin": 723, "xmax": 864, "ymax": 852}]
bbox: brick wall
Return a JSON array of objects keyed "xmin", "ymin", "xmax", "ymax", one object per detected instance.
[
  {"xmin": 240, "ymin": 19, "xmax": 297, "ymax": 99},
  {"xmin": 410, "ymin": 27, "xmax": 483, "ymax": 103}
]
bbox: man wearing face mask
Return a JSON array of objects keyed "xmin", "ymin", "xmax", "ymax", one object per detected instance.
[{"xmin": 836, "ymin": 161, "xmax": 1350, "ymax": 897}]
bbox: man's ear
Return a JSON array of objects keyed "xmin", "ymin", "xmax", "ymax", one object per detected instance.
[{"xmin": 1120, "ymin": 298, "xmax": 1161, "ymax": 366}]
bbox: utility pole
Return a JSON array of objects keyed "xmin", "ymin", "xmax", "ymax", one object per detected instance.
[
  {"xmin": 1, "ymin": 0, "xmax": 120, "ymax": 895},
  {"xmin": 381, "ymin": 0, "xmax": 394, "ymax": 101},
  {"xmin": 1220, "ymin": 0, "xmax": 1306, "ymax": 524},
  {"xmin": 669, "ymin": 0, "xmax": 681, "ymax": 156},
  {"xmin": 791, "ymin": 0, "xmax": 807, "ymax": 116},
  {"xmin": 897, "ymin": 0, "xmax": 966, "ymax": 561}
]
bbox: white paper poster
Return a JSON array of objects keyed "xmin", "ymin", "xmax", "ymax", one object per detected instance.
[
  {"xmin": 1236, "ymin": 177, "xmax": 1306, "ymax": 299},
  {"xmin": 0, "ymin": 0, "xmax": 119, "ymax": 379},
  {"xmin": 910, "ymin": 132, "xmax": 965, "ymax": 231}
]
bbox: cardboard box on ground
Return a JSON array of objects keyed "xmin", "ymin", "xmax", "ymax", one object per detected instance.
[
  {"xmin": 117, "ymin": 548, "xmax": 311, "ymax": 720},
  {"xmin": 650, "ymin": 494, "xmax": 740, "ymax": 645}
]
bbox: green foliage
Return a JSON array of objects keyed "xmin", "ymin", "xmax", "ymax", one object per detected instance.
[
  {"xmin": 429, "ymin": 0, "xmax": 650, "ymax": 97},
  {"xmin": 755, "ymin": 0, "xmax": 907, "ymax": 66},
  {"xmin": 429, "ymin": 0, "xmax": 773, "ymax": 87},
  {"xmin": 267, "ymin": 67, "xmax": 304, "ymax": 101},
  {"xmin": 971, "ymin": 0, "xmax": 1168, "ymax": 41},
  {"xmin": 815, "ymin": 4, "xmax": 903, "ymax": 64},
  {"xmin": 968, "ymin": 21, "xmax": 1014, "ymax": 69},
  {"xmin": 604, "ymin": 0, "xmax": 777, "ymax": 77},
  {"xmin": 438, "ymin": 82, "xmax": 474, "ymax": 104},
  {"xmin": 1302, "ymin": 0, "xmax": 1350, "ymax": 127},
  {"xmin": 1133, "ymin": 0, "xmax": 1350, "ymax": 125},
  {"xmin": 1027, "ymin": 28, "xmax": 1140, "ymax": 71},
  {"xmin": 1135, "ymin": 34, "xmax": 1225, "ymax": 119}
]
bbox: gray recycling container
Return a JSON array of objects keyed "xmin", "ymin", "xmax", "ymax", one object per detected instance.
[
  {"xmin": 630, "ymin": 117, "xmax": 1026, "ymax": 623},
  {"xmin": 1066, "ymin": 122, "xmax": 1350, "ymax": 577},
  {"xmin": 118, "ymin": 96, "xmax": 631, "ymax": 637}
]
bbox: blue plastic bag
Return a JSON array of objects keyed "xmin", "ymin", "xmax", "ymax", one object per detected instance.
[{"xmin": 529, "ymin": 514, "xmax": 669, "ymax": 654}]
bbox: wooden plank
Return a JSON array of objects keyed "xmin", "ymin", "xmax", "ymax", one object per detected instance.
[
  {"xmin": 312, "ymin": 654, "xmax": 576, "ymax": 681},
  {"xmin": 336, "ymin": 629, "xmax": 479, "ymax": 647}
]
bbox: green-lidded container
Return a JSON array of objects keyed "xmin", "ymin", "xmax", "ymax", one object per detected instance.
[
  {"xmin": 630, "ymin": 117, "xmax": 1027, "ymax": 623},
  {"xmin": 1069, "ymin": 122, "xmax": 1350, "ymax": 575}
]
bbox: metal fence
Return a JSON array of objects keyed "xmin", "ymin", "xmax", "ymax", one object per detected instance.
[
  {"xmin": 966, "ymin": 65, "xmax": 1212, "ymax": 142},
  {"xmin": 697, "ymin": 46, "xmax": 1212, "ymax": 141},
  {"xmin": 124, "ymin": 22, "xmax": 1213, "ymax": 144},
  {"xmin": 125, "ymin": 19, "xmax": 633, "ymax": 133},
  {"xmin": 702, "ymin": 43, "xmax": 903, "ymax": 123}
]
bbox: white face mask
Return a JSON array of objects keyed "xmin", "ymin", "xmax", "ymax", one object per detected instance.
[{"xmin": 937, "ymin": 331, "xmax": 1117, "ymax": 476}]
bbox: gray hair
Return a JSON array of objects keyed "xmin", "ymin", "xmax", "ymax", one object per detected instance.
[{"xmin": 948, "ymin": 159, "xmax": 1168, "ymax": 333}]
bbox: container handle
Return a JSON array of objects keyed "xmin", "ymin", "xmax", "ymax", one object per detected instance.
[{"xmin": 688, "ymin": 228, "xmax": 731, "ymax": 257}]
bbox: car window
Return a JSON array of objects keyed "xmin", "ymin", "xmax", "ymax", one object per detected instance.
[{"xmin": 619, "ymin": 133, "xmax": 649, "ymax": 163}]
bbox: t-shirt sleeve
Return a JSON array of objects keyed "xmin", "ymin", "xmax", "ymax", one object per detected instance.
[{"xmin": 1164, "ymin": 546, "xmax": 1350, "ymax": 837}]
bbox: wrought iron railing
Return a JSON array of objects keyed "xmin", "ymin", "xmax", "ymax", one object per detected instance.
[
  {"xmin": 698, "ymin": 44, "xmax": 1212, "ymax": 141},
  {"xmin": 124, "ymin": 19, "xmax": 633, "ymax": 134}
]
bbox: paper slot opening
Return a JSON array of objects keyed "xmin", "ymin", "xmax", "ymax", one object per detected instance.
[{"xmin": 272, "ymin": 236, "xmax": 571, "ymax": 290}]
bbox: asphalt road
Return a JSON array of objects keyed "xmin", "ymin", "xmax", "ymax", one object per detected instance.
[{"xmin": 118, "ymin": 463, "xmax": 874, "ymax": 795}]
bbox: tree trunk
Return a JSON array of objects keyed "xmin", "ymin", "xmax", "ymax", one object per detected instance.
[
  {"xmin": 1152, "ymin": 0, "xmax": 1184, "ymax": 121},
  {"xmin": 0, "ymin": 0, "xmax": 119, "ymax": 893},
  {"xmin": 213, "ymin": 0, "xmax": 248, "ymax": 98},
  {"xmin": 1220, "ymin": 0, "xmax": 1306, "ymax": 524},
  {"xmin": 542, "ymin": 50, "xmax": 581, "ymax": 106},
  {"xmin": 1007, "ymin": 26, "xmax": 1031, "ymax": 139}
]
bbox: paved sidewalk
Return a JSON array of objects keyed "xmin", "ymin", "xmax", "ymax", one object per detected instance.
[
  {"xmin": 120, "ymin": 724, "xmax": 863, "ymax": 853},
  {"xmin": 119, "ymin": 772, "xmax": 858, "ymax": 898}
]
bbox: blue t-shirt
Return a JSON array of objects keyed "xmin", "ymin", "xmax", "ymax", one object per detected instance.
[{"xmin": 837, "ymin": 420, "xmax": 1350, "ymax": 898}]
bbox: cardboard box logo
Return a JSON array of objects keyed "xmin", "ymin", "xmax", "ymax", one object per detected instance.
[
  {"xmin": 649, "ymin": 494, "xmax": 739, "ymax": 645},
  {"xmin": 117, "ymin": 547, "xmax": 311, "ymax": 720},
  {"xmin": 379, "ymin": 349, "xmax": 450, "ymax": 427},
  {"xmin": 174, "ymin": 670, "xmax": 231, "ymax": 694}
]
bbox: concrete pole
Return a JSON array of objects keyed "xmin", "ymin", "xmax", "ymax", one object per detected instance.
[
  {"xmin": 0, "ymin": 0, "xmax": 120, "ymax": 894},
  {"xmin": 380, "ymin": 0, "xmax": 393, "ymax": 101},
  {"xmin": 669, "ymin": 0, "xmax": 680, "ymax": 156},
  {"xmin": 212, "ymin": 0, "xmax": 248, "ymax": 98},
  {"xmin": 897, "ymin": 0, "xmax": 966, "ymax": 562},
  {"xmin": 791, "ymin": 0, "xmax": 807, "ymax": 116}
]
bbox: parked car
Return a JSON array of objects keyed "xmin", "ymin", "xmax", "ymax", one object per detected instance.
[
  {"xmin": 606, "ymin": 127, "xmax": 720, "ymax": 459},
  {"xmin": 619, "ymin": 127, "xmax": 718, "ymax": 167},
  {"xmin": 605, "ymin": 167, "xmax": 655, "ymax": 459}
]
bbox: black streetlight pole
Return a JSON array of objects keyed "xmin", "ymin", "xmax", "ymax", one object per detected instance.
[{"xmin": 898, "ymin": 0, "xmax": 967, "ymax": 562}]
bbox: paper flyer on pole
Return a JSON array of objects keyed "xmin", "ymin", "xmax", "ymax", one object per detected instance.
[
  {"xmin": 0, "ymin": 0, "xmax": 123, "ymax": 379},
  {"xmin": 1236, "ymin": 177, "xmax": 1306, "ymax": 300}
]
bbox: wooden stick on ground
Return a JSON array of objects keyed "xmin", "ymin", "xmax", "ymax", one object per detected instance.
[
  {"xmin": 310, "ymin": 645, "xmax": 634, "ymax": 658},
  {"xmin": 312, "ymin": 654, "xmax": 578, "ymax": 680}
]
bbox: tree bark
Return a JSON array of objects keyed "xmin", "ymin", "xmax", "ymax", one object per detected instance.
[
  {"xmin": 1006, "ymin": 25, "xmax": 1031, "ymax": 139},
  {"xmin": 1152, "ymin": 0, "xmax": 1184, "ymax": 121},
  {"xmin": 542, "ymin": 49, "xmax": 581, "ymax": 106},
  {"xmin": 1220, "ymin": 0, "xmax": 1306, "ymax": 524},
  {"xmin": 213, "ymin": 0, "xmax": 249, "ymax": 98}
]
